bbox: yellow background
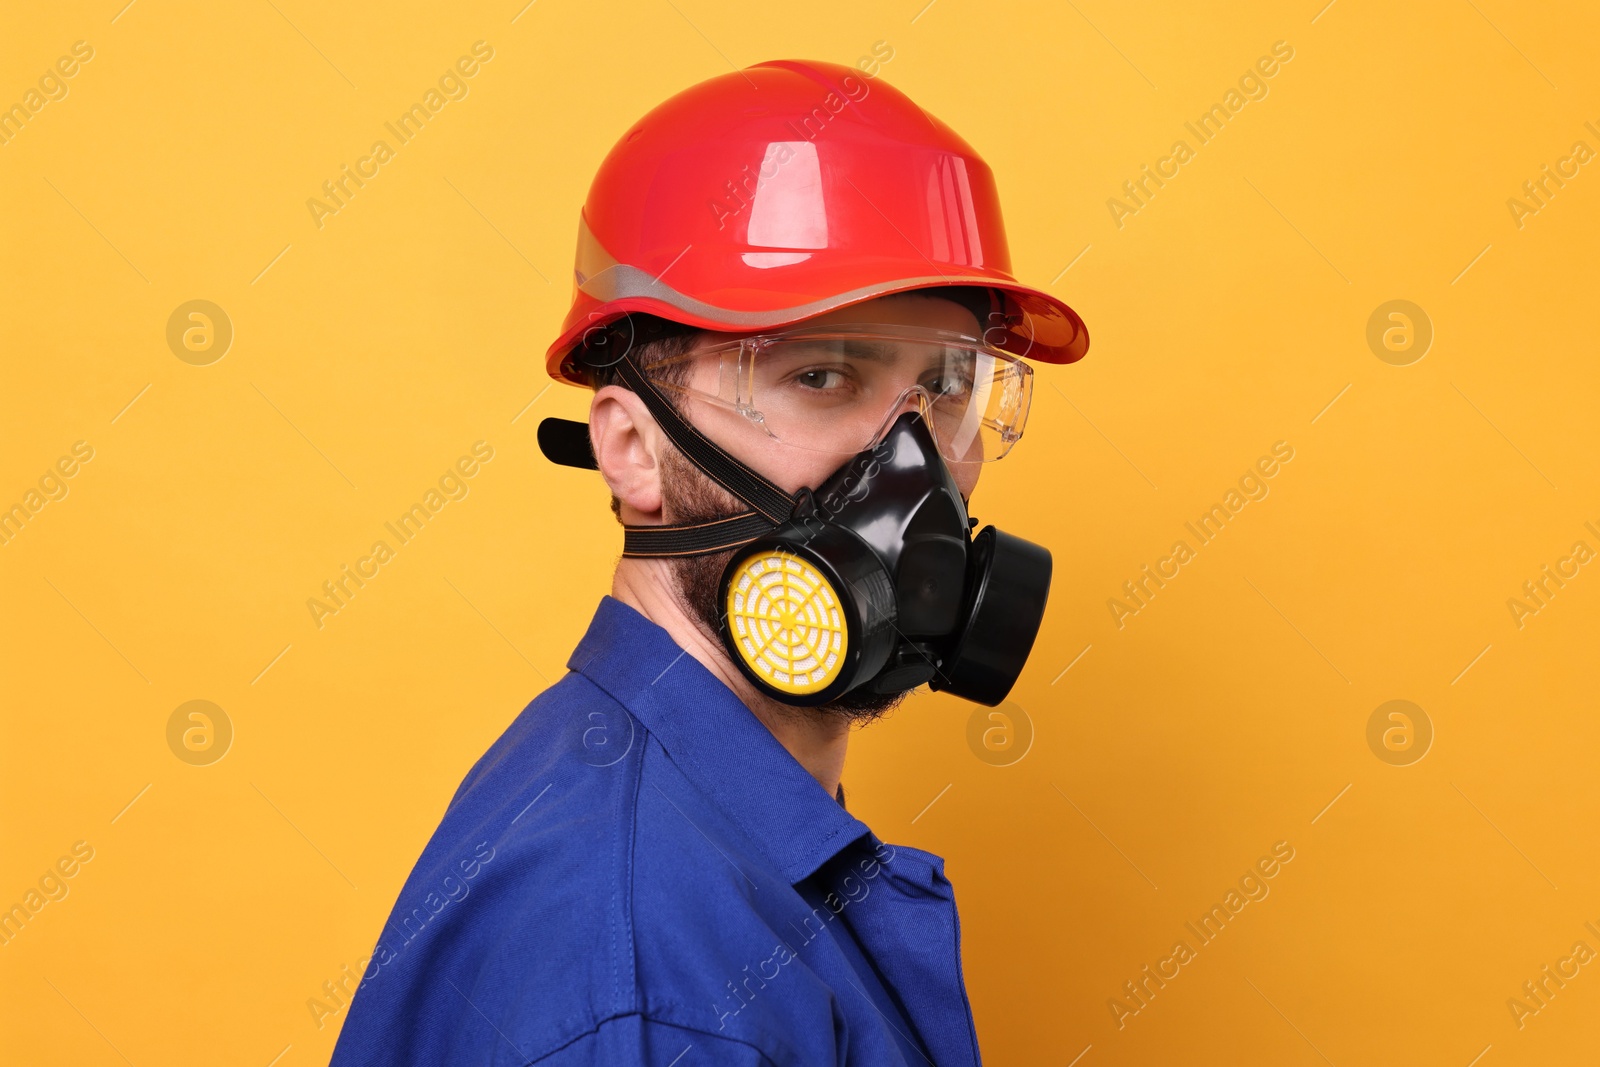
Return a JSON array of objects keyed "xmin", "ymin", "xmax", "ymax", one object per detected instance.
[{"xmin": 3, "ymin": 0, "xmax": 1597, "ymax": 1063}]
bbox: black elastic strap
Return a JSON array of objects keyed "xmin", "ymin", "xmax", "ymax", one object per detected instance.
[
  {"xmin": 622, "ymin": 511, "xmax": 775, "ymax": 557},
  {"xmin": 613, "ymin": 355, "xmax": 800, "ymax": 525}
]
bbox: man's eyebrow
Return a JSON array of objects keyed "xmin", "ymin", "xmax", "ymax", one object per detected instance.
[
  {"xmin": 826, "ymin": 339, "xmax": 967, "ymax": 371},
  {"xmin": 832, "ymin": 338, "xmax": 896, "ymax": 363}
]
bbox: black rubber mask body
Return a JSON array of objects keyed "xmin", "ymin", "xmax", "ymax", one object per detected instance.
[{"xmin": 724, "ymin": 412, "xmax": 1052, "ymax": 706}]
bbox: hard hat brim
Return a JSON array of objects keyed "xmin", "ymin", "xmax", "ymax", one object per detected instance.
[{"xmin": 546, "ymin": 266, "xmax": 1088, "ymax": 387}]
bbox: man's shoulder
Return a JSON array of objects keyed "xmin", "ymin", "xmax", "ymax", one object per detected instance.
[
  {"xmin": 451, "ymin": 665, "xmax": 639, "ymax": 803},
  {"xmin": 435, "ymin": 669, "xmax": 646, "ymax": 913},
  {"xmin": 417, "ymin": 665, "xmax": 647, "ymax": 935},
  {"xmin": 334, "ymin": 671, "xmax": 652, "ymax": 1063},
  {"xmin": 334, "ymin": 672, "xmax": 834, "ymax": 1064}
]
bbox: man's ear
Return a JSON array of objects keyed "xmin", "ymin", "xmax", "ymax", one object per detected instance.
[{"xmin": 589, "ymin": 385, "xmax": 664, "ymax": 519}]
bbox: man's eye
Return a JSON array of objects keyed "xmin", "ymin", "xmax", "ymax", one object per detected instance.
[
  {"xmin": 796, "ymin": 368, "xmax": 846, "ymax": 390},
  {"xmin": 926, "ymin": 374, "xmax": 973, "ymax": 397}
]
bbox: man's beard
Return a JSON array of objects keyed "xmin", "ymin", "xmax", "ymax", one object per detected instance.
[{"xmin": 658, "ymin": 443, "xmax": 911, "ymax": 726}]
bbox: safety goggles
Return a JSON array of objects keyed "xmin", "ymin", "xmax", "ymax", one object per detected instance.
[{"xmin": 641, "ymin": 323, "xmax": 1034, "ymax": 464}]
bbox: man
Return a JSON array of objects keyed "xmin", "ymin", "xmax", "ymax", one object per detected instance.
[{"xmin": 332, "ymin": 58, "xmax": 1087, "ymax": 1065}]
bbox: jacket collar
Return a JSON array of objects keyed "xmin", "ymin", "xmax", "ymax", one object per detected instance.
[{"xmin": 568, "ymin": 596, "xmax": 872, "ymax": 885}]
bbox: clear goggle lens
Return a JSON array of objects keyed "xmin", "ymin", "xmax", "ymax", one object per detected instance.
[{"xmin": 647, "ymin": 325, "xmax": 1033, "ymax": 463}]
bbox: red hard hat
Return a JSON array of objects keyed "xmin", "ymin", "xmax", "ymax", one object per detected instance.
[{"xmin": 545, "ymin": 59, "xmax": 1089, "ymax": 386}]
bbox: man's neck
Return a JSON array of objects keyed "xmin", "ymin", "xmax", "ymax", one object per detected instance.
[{"xmin": 610, "ymin": 558, "xmax": 851, "ymax": 799}]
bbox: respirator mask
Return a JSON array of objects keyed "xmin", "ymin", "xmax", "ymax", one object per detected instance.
[{"xmin": 539, "ymin": 319, "xmax": 1052, "ymax": 708}]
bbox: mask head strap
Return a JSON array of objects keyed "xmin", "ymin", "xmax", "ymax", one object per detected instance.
[{"xmin": 540, "ymin": 344, "xmax": 808, "ymax": 557}]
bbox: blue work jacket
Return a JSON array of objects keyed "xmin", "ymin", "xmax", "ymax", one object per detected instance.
[{"xmin": 330, "ymin": 595, "xmax": 983, "ymax": 1065}]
